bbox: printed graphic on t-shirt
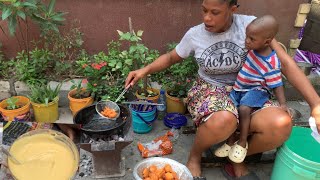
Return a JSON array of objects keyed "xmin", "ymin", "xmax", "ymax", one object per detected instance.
[{"xmin": 196, "ymin": 41, "xmax": 246, "ymax": 74}]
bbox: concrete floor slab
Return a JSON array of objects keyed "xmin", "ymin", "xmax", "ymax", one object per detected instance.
[{"xmin": 15, "ymin": 99, "xmax": 312, "ymax": 179}]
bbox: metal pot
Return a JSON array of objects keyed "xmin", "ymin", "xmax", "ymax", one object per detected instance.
[{"xmin": 297, "ymin": 62, "xmax": 313, "ymax": 76}]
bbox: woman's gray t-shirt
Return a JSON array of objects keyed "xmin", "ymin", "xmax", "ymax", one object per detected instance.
[{"xmin": 176, "ymin": 14, "xmax": 256, "ymax": 86}]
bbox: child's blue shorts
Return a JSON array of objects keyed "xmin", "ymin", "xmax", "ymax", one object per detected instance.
[{"xmin": 230, "ymin": 89, "xmax": 270, "ymax": 108}]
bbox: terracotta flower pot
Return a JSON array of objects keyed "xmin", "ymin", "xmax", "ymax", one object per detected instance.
[
  {"xmin": 0, "ymin": 96, "xmax": 31, "ymax": 121},
  {"xmin": 135, "ymin": 87, "xmax": 160, "ymax": 103},
  {"xmin": 68, "ymin": 88, "xmax": 94, "ymax": 116}
]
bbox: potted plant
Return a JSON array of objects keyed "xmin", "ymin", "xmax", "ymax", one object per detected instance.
[
  {"xmin": 0, "ymin": 96, "xmax": 31, "ymax": 121},
  {"xmin": 28, "ymin": 83, "xmax": 62, "ymax": 122},
  {"xmin": 164, "ymin": 78, "xmax": 193, "ymax": 114},
  {"xmin": 68, "ymin": 79, "xmax": 94, "ymax": 116},
  {"xmin": 116, "ymin": 30, "xmax": 160, "ymax": 102},
  {"xmin": 151, "ymin": 42, "xmax": 198, "ymax": 113}
]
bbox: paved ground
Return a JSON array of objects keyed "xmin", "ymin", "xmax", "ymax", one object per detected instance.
[
  {"xmin": 0, "ymin": 79, "xmax": 314, "ymax": 179},
  {"xmin": 54, "ymin": 99, "xmax": 311, "ymax": 180}
]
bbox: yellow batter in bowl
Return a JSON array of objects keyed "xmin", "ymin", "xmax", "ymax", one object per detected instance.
[{"xmin": 8, "ymin": 129, "xmax": 79, "ymax": 180}]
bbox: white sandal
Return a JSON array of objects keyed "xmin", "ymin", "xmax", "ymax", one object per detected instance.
[
  {"xmin": 228, "ymin": 142, "xmax": 248, "ymax": 163},
  {"xmin": 214, "ymin": 143, "xmax": 232, "ymax": 157}
]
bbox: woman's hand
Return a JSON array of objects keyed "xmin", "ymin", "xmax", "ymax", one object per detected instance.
[
  {"xmin": 311, "ymin": 102, "xmax": 320, "ymax": 133},
  {"xmin": 125, "ymin": 68, "xmax": 149, "ymax": 87}
]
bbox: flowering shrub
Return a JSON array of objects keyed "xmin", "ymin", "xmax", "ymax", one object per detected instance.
[
  {"xmin": 164, "ymin": 78, "xmax": 194, "ymax": 98},
  {"xmin": 77, "ymin": 50, "xmax": 126, "ymax": 101},
  {"xmin": 76, "ymin": 30, "xmax": 159, "ymax": 101},
  {"xmin": 81, "ymin": 61, "xmax": 110, "ymax": 100}
]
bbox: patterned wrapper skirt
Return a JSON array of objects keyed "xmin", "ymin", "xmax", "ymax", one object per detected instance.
[{"xmin": 186, "ymin": 78, "xmax": 278, "ymax": 127}]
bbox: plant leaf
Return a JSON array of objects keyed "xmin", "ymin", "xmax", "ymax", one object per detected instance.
[
  {"xmin": 32, "ymin": 13, "xmax": 45, "ymax": 20},
  {"xmin": 8, "ymin": 16, "xmax": 17, "ymax": 36},
  {"xmin": 48, "ymin": 0, "xmax": 56, "ymax": 14},
  {"xmin": 115, "ymin": 62, "xmax": 122, "ymax": 69},
  {"xmin": 117, "ymin": 30, "xmax": 123, "ymax": 36},
  {"xmin": 124, "ymin": 59, "xmax": 133, "ymax": 65},
  {"xmin": 21, "ymin": 2, "xmax": 37, "ymax": 8},
  {"xmin": 17, "ymin": 11, "xmax": 26, "ymax": 20},
  {"xmin": 2, "ymin": 8, "xmax": 12, "ymax": 20},
  {"xmin": 137, "ymin": 30, "xmax": 143, "ymax": 37},
  {"xmin": 51, "ymin": 12, "xmax": 67, "ymax": 21}
]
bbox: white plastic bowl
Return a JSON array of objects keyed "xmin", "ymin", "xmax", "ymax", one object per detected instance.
[{"xmin": 133, "ymin": 157, "xmax": 193, "ymax": 180}]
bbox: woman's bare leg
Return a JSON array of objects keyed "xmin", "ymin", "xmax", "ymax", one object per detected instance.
[
  {"xmin": 232, "ymin": 107, "xmax": 292, "ymax": 177},
  {"xmin": 57, "ymin": 124, "xmax": 80, "ymax": 141},
  {"xmin": 187, "ymin": 111, "xmax": 237, "ymax": 176}
]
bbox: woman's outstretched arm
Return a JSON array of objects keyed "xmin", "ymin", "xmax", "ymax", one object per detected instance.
[
  {"xmin": 125, "ymin": 49, "xmax": 183, "ymax": 87},
  {"xmin": 271, "ymin": 39, "xmax": 320, "ymax": 133}
]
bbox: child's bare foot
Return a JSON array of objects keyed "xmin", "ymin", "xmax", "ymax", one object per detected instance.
[{"xmin": 237, "ymin": 140, "xmax": 247, "ymax": 148}]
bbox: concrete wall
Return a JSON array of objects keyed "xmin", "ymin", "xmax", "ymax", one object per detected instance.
[{"xmin": 0, "ymin": 0, "xmax": 309, "ymax": 58}]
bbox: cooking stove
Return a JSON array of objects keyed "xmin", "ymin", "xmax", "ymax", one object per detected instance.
[{"xmin": 75, "ymin": 104, "xmax": 133, "ymax": 179}]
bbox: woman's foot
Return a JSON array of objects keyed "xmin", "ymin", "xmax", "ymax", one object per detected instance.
[
  {"xmin": 57, "ymin": 124, "xmax": 76, "ymax": 141},
  {"xmin": 232, "ymin": 162, "xmax": 250, "ymax": 177},
  {"xmin": 65, "ymin": 128, "xmax": 75, "ymax": 141},
  {"xmin": 222, "ymin": 162, "xmax": 259, "ymax": 179},
  {"xmin": 186, "ymin": 157, "xmax": 202, "ymax": 177}
]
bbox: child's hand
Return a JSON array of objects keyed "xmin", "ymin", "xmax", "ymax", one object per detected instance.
[{"xmin": 280, "ymin": 104, "xmax": 291, "ymax": 117}]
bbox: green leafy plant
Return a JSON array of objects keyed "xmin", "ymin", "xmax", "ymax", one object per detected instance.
[
  {"xmin": 0, "ymin": 0, "xmax": 67, "ymax": 60},
  {"xmin": 0, "ymin": 50, "xmax": 15, "ymax": 79},
  {"xmin": 14, "ymin": 48, "xmax": 53, "ymax": 85},
  {"xmin": 152, "ymin": 42, "xmax": 198, "ymax": 98},
  {"xmin": 28, "ymin": 83, "xmax": 62, "ymax": 105},
  {"xmin": 75, "ymin": 49, "xmax": 90, "ymax": 76},
  {"xmin": 116, "ymin": 30, "xmax": 159, "ymax": 97},
  {"xmin": 5, "ymin": 97, "xmax": 20, "ymax": 110},
  {"xmin": 42, "ymin": 20, "xmax": 84, "ymax": 78},
  {"xmin": 165, "ymin": 78, "xmax": 193, "ymax": 98},
  {"xmin": 70, "ymin": 79, "xmax": 91, "ymax": 99},
  {"xmin": 100, "ymin": 77, "xmax": 126, "ymax": 102}
]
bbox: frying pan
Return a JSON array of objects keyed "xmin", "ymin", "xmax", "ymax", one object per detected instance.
[{"xmin": 73, "ymin": 104, "xmax": 131, "ymax": 136}]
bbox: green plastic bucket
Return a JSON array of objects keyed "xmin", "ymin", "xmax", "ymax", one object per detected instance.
[{"xmin": 271, "ymin": 126, "xmax": 320, "ymax": 180}]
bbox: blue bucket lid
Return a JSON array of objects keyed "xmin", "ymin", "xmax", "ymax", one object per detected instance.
[{"xmin": 164, "ymin": 113, "xmax": 187, "ymax": 128}]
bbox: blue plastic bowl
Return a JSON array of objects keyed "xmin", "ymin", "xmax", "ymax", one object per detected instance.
[{"xmin": 163, "ymin": 113, "xmax": 187, "ymax": 128}]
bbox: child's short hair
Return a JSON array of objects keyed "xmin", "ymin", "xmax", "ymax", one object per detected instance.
[
  {"xmin": 220, "ymin": 0, "xmax": 238, "ymax": 6},
  {"xmin": 250, "ymin": 15, "xmax": 279, "ymax": 39}
]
